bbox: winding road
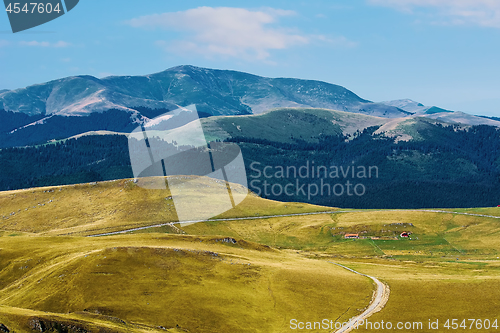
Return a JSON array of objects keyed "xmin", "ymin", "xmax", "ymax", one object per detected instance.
[
  {"xmin": 82, "ymin": 207, "xmax": 500, "ymax": 333},
  {"xmin": 329, "ymin": 262, "xmax": 390, "ymax": 333},
  {"xmin": 87, "ymin": 208, "xmax": 500, "ymax": 237},
  {"xmin": 87, "ymin": 210, "xmax": 343, "ymax": 237}
]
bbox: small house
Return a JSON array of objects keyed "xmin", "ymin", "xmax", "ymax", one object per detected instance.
[
  {"xmin": 344, "ymin": 233, "xmax": 359, "ymax": 239},
  {"xmin": 400, "ymin": 232, "xmax": 410, "ymax": 238}
]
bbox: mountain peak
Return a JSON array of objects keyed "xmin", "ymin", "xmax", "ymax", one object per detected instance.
[
  {"xmin": 380, "ymin": 99, "xmax": 425, "ymax": 113},
  {"xmin": 164, "ymin": 64, "xmax": 211, "ymax": 74},
  {"xmin": 0, "ymin": 66, "xmax": 411, "ymax": 119}
]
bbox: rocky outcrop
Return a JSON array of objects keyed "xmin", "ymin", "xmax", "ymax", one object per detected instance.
[{"xmin": 28, "ymin": 317, "xmax": 90, "ymax": 333}]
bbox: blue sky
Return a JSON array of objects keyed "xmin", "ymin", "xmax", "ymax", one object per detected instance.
[{"xmin": 0, "ymin": 0, "xmax": 499, "ymax": 116}]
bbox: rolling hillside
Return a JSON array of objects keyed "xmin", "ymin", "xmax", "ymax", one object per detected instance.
[
  {"xmin": 200, "ymin": 107, "xmax": 387, "ymax": 143},
  {"xmin": 0, "ymin": 177, "xmax": 331, "ymax": 236},
  {"xmin": 0, "ymin": 178, "xmax": 370, "ymax": 333},
  {"xmin": 0, "ymin": 234, "xmax": 373, "ymax": 333},
  {"xmin": 1, "ymin": 177, "xmax": 500, "ymax": 332}
]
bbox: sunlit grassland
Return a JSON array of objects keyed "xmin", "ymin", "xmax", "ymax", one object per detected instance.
[
  {"xmin": 179, "ymin": 210, "xmax": 500, "ymax": 259},
  {"xmin": 0, "ymin": 177, "xmax": 331, "ymax": 237},
  {"xmin": 339, "ymin": 259, "xmax": 500, "ymax": 333},
  {"xmin": 0, "ymin": 234, "xmax": 372, "ymax": 333},
  {"xmin": 0, "ymin": 304, "xmax": 173, "ymax": 333},
  {"xmin": 1, "ymin": 178, "xmax": 500, "ymax": 332},
  {"xmin": 443, "ymin": 207, "xmax": 500, "ymax": 217}
]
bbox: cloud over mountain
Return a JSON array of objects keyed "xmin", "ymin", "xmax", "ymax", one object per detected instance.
[{"xmin": 126, "ymin": 7, "xmax": 344, "ymax": 61}]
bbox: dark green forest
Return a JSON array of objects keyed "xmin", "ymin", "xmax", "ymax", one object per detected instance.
[
  {"xmin": 227, "ymin": 124, "xmax": 500, "ymax": 208},
  {"xmin": 0, "ymin": 107, "xmax": 220, "ymax": 149},
  {"xmin": 1, "ymin": 124, "xmax": 499, "ymax": 209},
  {"xmin": 0, "ymin": 135, "xmax": 133, "ymax": 190}
]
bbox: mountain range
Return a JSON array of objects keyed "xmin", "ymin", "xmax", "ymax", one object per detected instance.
[
  {"xmin": 380, "ymin": 98, "xmax": 500, "ymax": 127},
  {"xmin": 1, "ymin": 65, "xmax": 409, "ymax": 118},
  {"xmin": 1, "ymin": 65, "xmax": 499, "ymax": 148},
  {"xmin": 1, "ymin": 65, "xmax": 499, "ymax": 208}
]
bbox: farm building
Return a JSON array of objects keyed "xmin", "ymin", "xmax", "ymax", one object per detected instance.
[
  {"xmin": 344, "ymin": 234, "xmax": 359, "ymax": 239},
  {"xmin": 400, "ymin": 232, "xmax": 410, "ymax": 238}
]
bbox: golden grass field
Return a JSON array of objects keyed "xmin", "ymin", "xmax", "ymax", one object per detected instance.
[{"xmin": 1, "ymin": 177, "xmax": 500, "ymax": 332}]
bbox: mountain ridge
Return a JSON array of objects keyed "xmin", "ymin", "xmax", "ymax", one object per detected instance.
[
  {"xmin": 380, "ymin": 98, "xmax": 500, "ymax": 127},
  {"xmin": 0, "ymin": 65, "xmax": 409, "ymax": 118}
]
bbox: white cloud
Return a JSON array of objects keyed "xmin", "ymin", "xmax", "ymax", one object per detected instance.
[
  {"xmin": 127, "ymin": 6, "xmax": 350, "ymax": 61},
  {"xmin": 19, "ymin": 40, "xmax": 71, "ymax": 48},
  {"xmin": 368, "ymin": 0, "xmax": 500, "ymax": 28}
]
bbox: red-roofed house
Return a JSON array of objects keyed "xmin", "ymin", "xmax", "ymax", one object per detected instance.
[{"xmin": 344, "ymin": 234, "xmax": 359, "ymax": 239}]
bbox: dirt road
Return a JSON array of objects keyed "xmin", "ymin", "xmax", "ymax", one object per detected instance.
[
  {"xmin": 87, "ymin": 208, "xmax": 500, "ymax": 237},
  {"xmin": 329, "ymin": 262, "xmax": 390, "ymax": 333}
]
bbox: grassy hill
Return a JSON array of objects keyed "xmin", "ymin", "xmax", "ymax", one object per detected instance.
[
  {"xmin": 0, "ymin": 234, "xmax": 373, "ymax": 333},
  {"xmin": 200, "ymin": 108, "xmax": 386, "ymax": 143},
  {"xmin": 177, "ymin": 208, "xmax": 500, "ymax": 259},
  {"xmin": 1, "ymin": 178, "xmax": 500, "ymax": 332},
  {"xmin": 0, "ymin": 179, "xmax": 368, "ymax": 332},
  {"xmin": 0, "ymin": 177, "xmax": 331, "ymax": 236}
]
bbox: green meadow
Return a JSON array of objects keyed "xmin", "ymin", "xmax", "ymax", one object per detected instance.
[{"xmin": 1, "ymin": 177, "xmax": 499, "ymax": 332}]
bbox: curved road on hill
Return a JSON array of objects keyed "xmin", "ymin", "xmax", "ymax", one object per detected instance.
[
  {"xmin": 329, "ymin": 263, "xmax": 390, "ymax": 333},
  {"xmin": 87, "ymin": 209, "xmax": 500, "ymax": 237}
]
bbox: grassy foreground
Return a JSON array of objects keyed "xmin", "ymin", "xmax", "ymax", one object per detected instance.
[
  {"xmin": 1, "ymin": 177, "xmax": 500, "ymax": 332},
  {"xmin": 0, "ymin": 234, "xmax": 372, "ymax": 332}
]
